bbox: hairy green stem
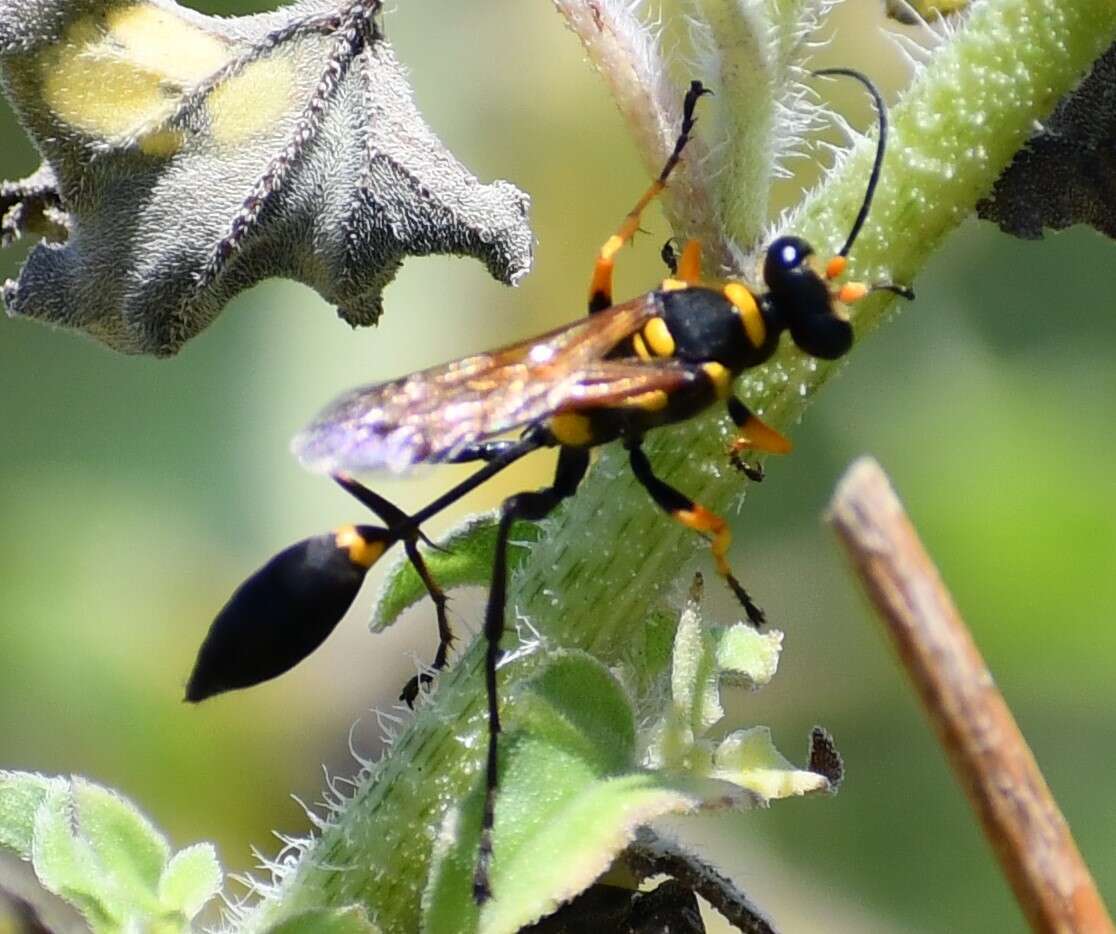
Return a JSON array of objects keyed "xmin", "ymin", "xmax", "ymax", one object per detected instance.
[{"xmin": 239, "ymin": 1, "xmax": 1116, "ymax": 930}]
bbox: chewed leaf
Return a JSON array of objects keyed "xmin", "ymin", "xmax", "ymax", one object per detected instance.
[
  {"xmin": 712, "ymin": 623, "xmax": 783, "ymax": 689},
  {"xmin": 265, "ymin": 905, "xmax": 381, "ymax": 934},
  {"xmin": 158, "ymin": 842, "xmax": 222, "ymax": 919},
  {"xmin": 422, "ymin": 652, "xmax": 753, "ymax": 934},
  {"xmin": 371, "ymin": 515, "xmax": 539, "ymax": 633},
  {"xmin": 712, "ymin": 727, "xmax": 832, "ymax": 799},
  {"xmin": 0, "ymin": 771, "xmax": 63, "ymax": 857}
]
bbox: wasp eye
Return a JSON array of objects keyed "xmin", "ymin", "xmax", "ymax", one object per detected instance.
[{"xmin": 767, "ymin": 235, "xmax": 812, "ymax": 271}]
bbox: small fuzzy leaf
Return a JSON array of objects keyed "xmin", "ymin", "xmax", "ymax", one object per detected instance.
[
  {"xmin": 8, "ymin": 774, "xmax": 220, "ymax": 932},
  {"xmin": 371, "ymin": 515, "xmax": 539, "ymax": 633},
  {"xmin": 265, "ymin": 905, "xmax": 381, "ymax": 934},
  {"xmin": 422, "ymin": 653, "xmax": 752, "ymax": 934},
  {"xmin": 30, "ymin": 785, "xmax": 121, "ymax": 930},
  {"xmin": 157, "ymin": 843, "xmax": 222, "ymax": 919},
  {"xmin": 668, "ymin": 596, "xmax": 722, "ymax": 738},
  {"xmin": 712, "ymin": 727, "xmax": 831, "ymax": 799},
  {"xmin": 71, "ymin": 778, "xmax": 170, "ymax": 896},
  {"xmin": 0, "ymin": 771, "xmax": 63, "ymax": 857},
  {"xmin": 712, "ymin": 623, "xmax": 783, "ymax": 690}
]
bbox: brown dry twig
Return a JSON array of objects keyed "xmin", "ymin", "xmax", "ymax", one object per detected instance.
[{"xmin": 826, "ymin": 457, "xmax": 1113, "ymax": 934}]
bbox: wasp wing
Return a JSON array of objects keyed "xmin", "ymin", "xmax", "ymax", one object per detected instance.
[{"xmin": 293, "ymin": 296, "xmax": 692, "ymax": 473}]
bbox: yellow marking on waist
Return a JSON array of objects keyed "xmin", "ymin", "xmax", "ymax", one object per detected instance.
[
  {"xmin": 632, "ymin": 333, "xmax": 651, "ymax": 362},
  {"xmin": 334, "ymin": 525, "xmax": 386, "ymax": 569},
  {"xmin": 623, "ymin": 389, "xmax": 669, "ymax": 412},
  {"xmin": 548, "ymin": 413, "xmax": 594, "ymax": 446},
  {"xmin": 723, "ymin": 283, "xmax": 765, "ymax": 348},
  {"xmin": 659, "ymin": 277, "xmax": 688, "ymax": 292},
  {"xmin": 643, "ymin": 317, "xmax": 676, "ymax": 358},
  {"xmin": 702, "ymin": 362, "xmax": 732, "ymax": 400}
]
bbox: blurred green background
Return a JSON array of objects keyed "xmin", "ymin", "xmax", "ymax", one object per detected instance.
[{"xmin": 1, "ymin": 0, "xmax": 1113, "ymax": 930}]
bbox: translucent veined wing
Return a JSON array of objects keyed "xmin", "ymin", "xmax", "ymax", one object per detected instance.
[{"xmin": 293, "ymin": 295, "xmax": 696, "ymax": 473}]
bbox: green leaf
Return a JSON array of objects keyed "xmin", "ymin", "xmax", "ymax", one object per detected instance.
[
  {"xmin": 422, "ymin": 653, "xmax": 752, "ymax": 934},
  {"xmin": 371, "ymin": 514, "xmax": 540, "ymax": 632},
  {"xmin": 0, "ymin": 771, "xmax": 62, "ymax": 856},
  {"xmin": 71, "ymin": 778, "xmax": 170, "ymax": 897},
  {"xmin": 158, "ymin": 843, "xmax": 222, "ymax": 919},
  {"xmin": 711, "ymin": 727, "xmax": 831, "ymax": 800},
  {"xmin": 669, "ymin": 594, "xmax": 722, "ymax": 738},
  {"xmin": 712, "ymin": 623, "xmax": 783, "ymax": 690},
  {"xmin": 265, "ymin": 905, "xmax": 381, "ymax": 934},
  {"xmin": 31, "ymin": 784, "xmax": 121, "ymax": 930},
  {"xmin": 4, "ymin": 773, "xmax": 221, "ymax": 933}
]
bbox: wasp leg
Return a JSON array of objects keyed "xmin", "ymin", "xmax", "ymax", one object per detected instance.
[
  {"xmin": 587, "ymin": 81, "xmax": 708, "ymax": 314},
  {"xmin": 673, "ymin": 239, "xmax": 702, "ymax": 284},
  {"xmin": 397, "ymin": 538, "xmax": 454, "ymax": 705},
  {"xmin": 335, "ymin": 445, "xmax": 544, "ymax": 707},
  {"xmin": 444, "ymin": 440, "xmax": 522, "ymax": 464},
  {"xmin": 333, "ymin": 474, "xmax": 454, "ymax": 705},
  {"xmin": 627, "ymin": 440, "xmax": 765, "ymax": 627},
  {"xmin": 725, "ymin": 397, "xmax": 792, "ymax": 480},
  {"xmin": 474, "ymin": 445, "xmax": 591, "ymax": 904}
]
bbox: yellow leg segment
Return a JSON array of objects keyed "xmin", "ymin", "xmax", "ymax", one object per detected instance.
[
  {"xmin": 628, "ymin": 440, "xmax": 765, "ymax": 626},
  {"xmin": 588, "ymin": 180, "xmax": 665, "ymax": 313},
  {"xmin": 676, "ymin": 239, "xmax": 702, "ymax": 283},
  {"xmin": 586, "ymin": 81, "xmax": 709, "ymax": 313},
  {"xmin": 674, "ymin": 504, "xmax": 765, "ymax": 626}
]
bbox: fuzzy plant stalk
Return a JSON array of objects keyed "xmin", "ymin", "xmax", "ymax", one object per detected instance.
[{"xmin": 236, "ymin": 0, "xmax": 1116, "ymax": 932}]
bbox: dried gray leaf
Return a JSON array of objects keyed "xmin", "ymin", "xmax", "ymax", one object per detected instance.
[{"xmin": 0, "ymin": 0, "xmax": 533, "ymax": 355}]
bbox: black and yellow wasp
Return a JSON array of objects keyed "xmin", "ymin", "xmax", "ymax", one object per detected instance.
[{"xmin": 186, "ymin": 70, "xmax": 911, "ymax": 901}]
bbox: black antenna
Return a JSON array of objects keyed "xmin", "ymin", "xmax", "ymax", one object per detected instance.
[{"xmin": 813, "ymin": 67, "xmax": 888, "ymax": 258}]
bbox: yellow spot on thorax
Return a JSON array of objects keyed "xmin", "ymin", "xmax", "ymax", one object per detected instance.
[
  {"xmin": 723, "ymin": 282, "xmax": 765, "ymax": 348},
  {"xmin": 40, "ymin": 3, "xmax": 231, "ymax": 150},
  {"xmin": 659, "ymin": 278, "xmax": 688, "ymax": 292},
  {"xmin": 642, "ymin": 317, "xmax": 675, "ymax": 357},
  {"xmin": 334, "ymin": 525, "xmax": 386, "ymax": 569},
  {"xmin": 548, "ymin": 413, "xmax": 595, "ymax": 447},
  {"xmin": 702, "ymin": 362, "xmax": 732, "ymax": 400},
  {"xmin": 622, "ymin": 390, "xmax": 669, "ymax": 412},
  {"xmin": 632, "ymin": 333, "xmax": 651, "ymax": 362}
]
